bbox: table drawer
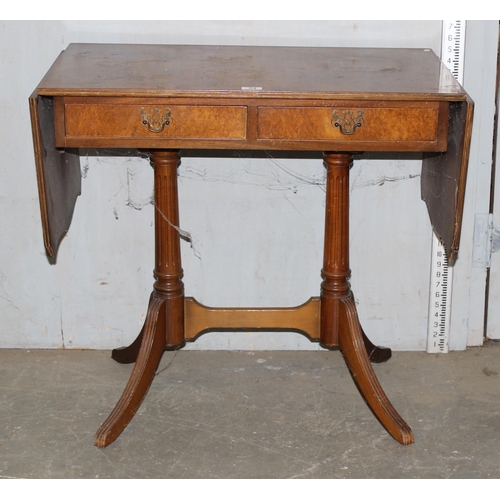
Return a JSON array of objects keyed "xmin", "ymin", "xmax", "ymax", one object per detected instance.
[
  {"xmin": 64, "ymin": 103, "xmax": 247, "ymax": 140},
  {"xmin": 257, "ymin": 104, "xmax": 442, "ymax": 143}
]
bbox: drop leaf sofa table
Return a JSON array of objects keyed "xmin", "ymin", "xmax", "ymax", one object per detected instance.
[{"xmin": 29, "ymin": 44, "xmax": 473, "ymax": 448}]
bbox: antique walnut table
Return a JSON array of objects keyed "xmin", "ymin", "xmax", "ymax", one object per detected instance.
[{"xmin": 29, "ymin": 44, "xmax": 473, "ymax": 447}]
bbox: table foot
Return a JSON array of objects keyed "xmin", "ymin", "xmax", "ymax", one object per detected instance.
[
  {"xmin": 95, "ymin": 295, "xmax": 167, "ymax": 448},
  {"xmin": 111, "ymin": 294, "xmax": 154, "ymax": 364},
  {"xmin": 361, "ymin": 329, "xmax": 392, "ymax": 363},
  {"xmin": 338, "ymin": 294, "xmax": 414, "ymax": 445},
  {"xmin": 111, "ymin": 329, "xmax": 144, "ymax": 365}
]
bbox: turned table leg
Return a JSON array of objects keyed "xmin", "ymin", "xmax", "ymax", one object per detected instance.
[
  {"xmin": 94, "ymin": 150, "xmax": 185, "ymax": 447},
  {"xmin": 320, "ymin": 152, "xmax": 414, "ymax": 445}
]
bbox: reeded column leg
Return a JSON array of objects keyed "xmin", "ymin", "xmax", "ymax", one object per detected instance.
[
  {"xmin": 320, "ymin": 152, "xmax": 414, "ymax": 445},
  {"xmin": 94, "ymin": 150, "xmax": 185, "ymax": 447},
  {"xmin": 151, "ymin": 150, "xmax": 185, "ymax": 350},
  {"xmin": 320, "ymin": 153, "xmax": 352, "ymax": 348}
]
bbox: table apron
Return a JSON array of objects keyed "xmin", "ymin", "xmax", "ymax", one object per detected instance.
[{"xmin": 54, "ymin": 97, "xmax": 449, "ymax": 152}]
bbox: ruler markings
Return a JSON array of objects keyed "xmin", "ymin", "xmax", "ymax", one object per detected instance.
[{"xmin": 426, "ymin": 20, "xmax": 466, "ymax": 354}]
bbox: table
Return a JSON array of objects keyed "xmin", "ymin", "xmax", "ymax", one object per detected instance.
[{"xmin": 29, "ymin": 44, "xmax": 473, "ymax": 448}]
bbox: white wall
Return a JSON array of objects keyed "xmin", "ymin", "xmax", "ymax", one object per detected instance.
[
  {"xmin": 0, "ymin": 20, "xmax": 495, "ymax": 351},
  {"xmin": 449, "ymin": 21, "xmax": 499, "ymax": 349},
  {"xmin": 485, "ymin": 24, "xmax": 500, "ymax": 340}
]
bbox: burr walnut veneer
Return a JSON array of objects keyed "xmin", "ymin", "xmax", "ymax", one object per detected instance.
[{"xmin": 29, "ymin": 44, "xmax": 473, "ymax": 448}]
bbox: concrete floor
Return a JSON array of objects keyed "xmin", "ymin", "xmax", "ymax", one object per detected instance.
[{"xmin": 1, "ymin": 341, "xmax": 500, "ymax": 479}]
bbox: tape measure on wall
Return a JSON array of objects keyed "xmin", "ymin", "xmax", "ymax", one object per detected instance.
[{"xmin": 426, "ymin": 20, "xmax": 466, "ymax": 354}]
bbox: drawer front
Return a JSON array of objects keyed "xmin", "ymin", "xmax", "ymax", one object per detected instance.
[
  {"xmin": 257, "ymin": 105, "xmax": 441, "ymax": 142},
  {"xmin": 64, "ymin": 104, "xmax": 247, "ymax": 140}
]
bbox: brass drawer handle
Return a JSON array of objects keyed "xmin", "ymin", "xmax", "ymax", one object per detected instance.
[
  {"xmin": 140, "ymin": 107, "xmax": 172, "ymax": 133},
  {"xmin": 332, "ymin": 109, "xmax": 364, "ymax": 135}
]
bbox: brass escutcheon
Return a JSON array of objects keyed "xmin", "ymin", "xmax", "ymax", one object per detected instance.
[
  {"xmin": 331, "ymin": 109, "xmax": 364, "ymax": 135},
  {"xmin": 140, "ymin": 107, "xmax": 172, "ymax": 133}
]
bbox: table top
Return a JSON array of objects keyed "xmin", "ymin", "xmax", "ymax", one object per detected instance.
[
  {"xmin": 30, "ymin": 43, "xmax": 474, "ymax": 263},
  {"xmin": 36, "ymin": 43, "xmax": 466, "ymax": 101}
]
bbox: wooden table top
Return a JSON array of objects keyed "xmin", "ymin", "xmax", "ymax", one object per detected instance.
[
  {"xmin": 36, "ymin": 43, "xmax": 466, "ymax": 101},
  {"xmin": 30, "ymin": 43, "xmax": 474, "ymax": 264}
]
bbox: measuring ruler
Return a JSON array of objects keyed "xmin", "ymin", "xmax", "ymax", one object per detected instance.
[
  {"xmin": 427, "ymin": 238, "xmax": 453, "ymax": 353},
  {"xmin": 441, "ymin": 20, "xmax": 466, "ymax": 81},
  {"xmin": 426, "ymin": 20, "xmax": 466, "ymax": 354}
]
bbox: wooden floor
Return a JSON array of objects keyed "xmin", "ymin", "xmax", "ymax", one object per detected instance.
[{"xmin": 1, "ymin": 342, "xmax": 500, "ymax": 479}]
